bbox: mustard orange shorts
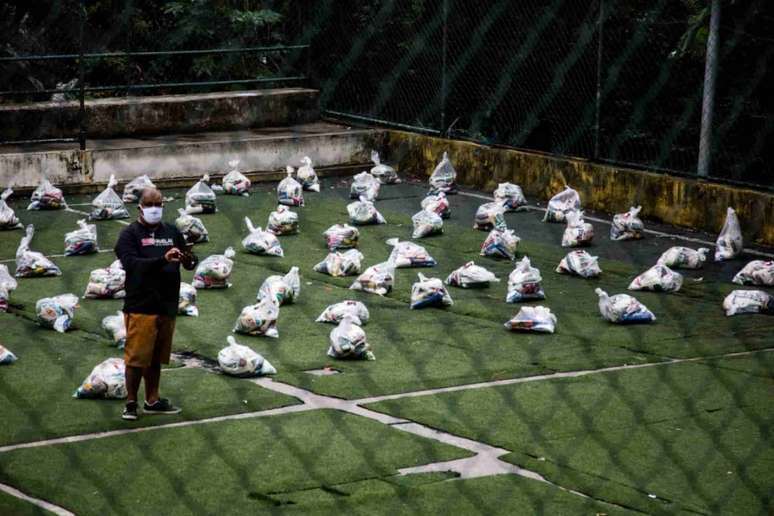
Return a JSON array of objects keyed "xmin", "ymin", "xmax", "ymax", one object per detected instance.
[{"xmin": 123, "ymin": 313, "xmax": 176, "ymax": 368}]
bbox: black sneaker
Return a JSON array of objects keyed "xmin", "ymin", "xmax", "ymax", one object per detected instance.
[
  {"xmin": 122, "ymin": 401, "xmax": 138, "ymax": 421},
  {"xmin": 143, "ymin": 398, "xmax": 181, "ymax": 415}
]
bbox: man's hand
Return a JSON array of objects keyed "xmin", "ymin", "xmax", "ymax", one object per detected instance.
[{"xmin": 164, "ymin": 247, "xmax": 182, "ymax": 263}]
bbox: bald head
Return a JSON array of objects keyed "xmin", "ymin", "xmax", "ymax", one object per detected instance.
[{"xmin": 139, "ymin": 187, "xmax": 162, "ymax": 206}]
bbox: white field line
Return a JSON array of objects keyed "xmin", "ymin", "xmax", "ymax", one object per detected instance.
[
  {"xmin": 65, "ymin": 207, "xmax": 131, "ymax": 226},
  {"xmin": 0, "ymin": 248, "xmax": 113, "ymax": 264},
  {"xmin": 457, "ymin": 190, "xmax": 774, "ymax": 259},
  {"xmin": 0, "ymin": 482, "xmax": 75, "ymax": 516}
]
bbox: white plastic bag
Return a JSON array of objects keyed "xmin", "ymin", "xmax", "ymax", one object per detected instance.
[
  {"xmin": 316, "ymin": 300, "xmax": 370, "ymax": 326},
  {"xmin": 494, "ymin": 183, "xmax": 527, "ymax": 212},
  {"xmin": 504, "ymin": 306, "xmax": 557, "ymax": 333},
  {"xmin": 258, "ymin": 267, "xmax": 300, "ymax": 305},
  {"xmin": 243, "ymin": 217, "xmax": 284, "ymax": 257},
  {"xmin": 175, "ymin": 208, "xmax": 209, "ymax": 244},
  {"xmin": 722, "ymin": 290, "xmax": 773, "ymax": 316},
  {"xmin": 386, "ymin": 238, "xmax": 437, "ymax": 268},
  {"xmin": 657, "ymin": 247, "xmax": 709, "ymax": 269},
  {"xmin": 428, "ymin": 151, "xmax": 458, "ymax": 194},
  {"xmin": 122, "ymin": 174, "xmax": 155, "ymax": 203},
  {"xmin": 73, "ymin": 358, "xmax": 126, "ymax": 399},
  {"xmin": 64, "ymin": 219, "xmax": 98, "ymax": 256},
  {"xmin": 348, "ymin": 196, "xmax": 386, "ymax": 225},
  {"xmin": 506, "ymin": 256, "xmax": 545, "ymax": 303},
  {"xmin": 267, "ymin": 205, "xmax": 298, "ymax": 236},
  {"xmin": 561, "ymin": 210, "xmax": 594, "ymax": 247},
  {"xmin": 193, "ymin": 247, "xmax": 236, "ymax": 289},
  {"xmin": 314, "ymin": 249, "xmax": 364, "ymax": 277},
  {"xmin": 83, "ymin": 260, "xmax": 125, "ymax": 299},
  {"xmin": 732, "ymin": 260, "xmax": 774, "ymax": 286},
  {"xmin": 628, "ymin": 264, "xmax": 683, "ymax": 292},
  {"xmin": 277, "ymin": 166, "xmax": 304, "ymax": 207},
  {"xmin": 327, "ymin": 316, "xmax": 374, "ymax": 360},
  {"xmin": 595, "ymin": 288, "xmax": 655, "ymax": 323},
  {"xmin": 101, "ymin": 311, "xmax": 127, "ymax": 348},
  {"xmin": 412, "ymin": 209, "xmax": 443, "ymax": 238},
  {"xmin": 350, "ymin": 260, "xmax": 395, "ymax": 296},
  {"xmin": 350, "ymin": 171, "xmax": 380, "ymax": 201},
  {"xmin": 556, "ymin": 250, "xmax": 601, "ymax": 278},
  {"xmin": 421, "ymin": 192, "xmax": 450, "ymax": 219},
  {"xmin": 446, "ymin": 261, "xmax": 499, "ymax": 288},
  {"xmin": 297, "ymin": 156, "xmax": 320, "ymax": 192},
  {"xmin": 222, "ymin": 159, "xmax": 251, "ymax": 195},
  {"xmin": 543, "ymin": 186, "xmax": 580, "ymax": 223},
  {"xmin": 185, "ymin": 174, "xmax": 217, "ymax": 214},
  {"xmin": 410, "ymin": 273, "xmax": 453, "ymax": 309},
  {"xmin": 90, "ymin": 175, "xmax": 129, "ymax": 220},
  {"xmin": 218, "ymin": 336, "xmax": 277, "ymax": 377},
  {"xmin": 234, "ymin": 297, "xmax": 280, "ymax": 337},
  {"xmin": 370, "ymin": 150, "xmax": 400, "ymax": 184},
  {"xmin": 0, "ymin": 345, "xmax": 17, "ymax": 365},
  {"xmin": 15, "ymin": 225, "xmax": 61, "ymax": 277},
  {"xmin": 0, "ymin": 264, "xmax": 18, "ymax": 312},
  {"xmin": 715, "ymin": 207, "xmax": 743, "ymax": 261},
  {"xmin": 610, "ymin": 206, "xmax": 644, "ymax": 241},
  {"xmin": 0, "ymin": 188, "xmax": 23, "ymax": 229},
  {"xmin": 473, "ymin": 202, "xmax": 507, "ymax": 231},
  {"xmin": 480, "ymin": 229, "xmax": 520, "ymax": 260},
  {"xmin": 36, "ymin": 293, "xmax": 79, "ymax": 333},
  {"xmin": 324, "ymin": 224, "xmax": 359, "ymax": 251},
  {"xmin": 27, "ymin": 177, "xmax": 65, "ymax": 210},
  {"xmin": 178, "ymin": 282, "xmax": 199, "ymax": 316}
]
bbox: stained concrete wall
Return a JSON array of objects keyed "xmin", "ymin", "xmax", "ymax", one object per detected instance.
[{"xmin": 370, "ymin": 130, "xmax": 774, "ymax": 247}]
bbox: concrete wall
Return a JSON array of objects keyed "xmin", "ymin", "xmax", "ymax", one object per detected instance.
[
  {"xmin": 0, "ymin": 88, "xmax": 319, "ymax": 141},
  {"xmin": 369, "ymin": 130, "xmax": 774, "ymax": 247}
]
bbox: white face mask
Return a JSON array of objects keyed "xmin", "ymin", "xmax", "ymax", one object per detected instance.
[{"xmin": 141, "ymin": 206, "xmax": 163, "ymax": 224}]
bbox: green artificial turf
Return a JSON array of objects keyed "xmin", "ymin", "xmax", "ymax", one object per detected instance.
[{"xmin": 365, "ymin": 354, "xmax": 774, "ymax": 515}]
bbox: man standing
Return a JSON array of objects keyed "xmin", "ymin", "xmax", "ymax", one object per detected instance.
[{"xmin": 115, "ymin": 186, "xmax": 198, "ymax": 421}]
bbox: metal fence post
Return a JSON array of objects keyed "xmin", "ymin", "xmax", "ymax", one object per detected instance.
[
  {"xmin": 440, "ymin": 0, "xmax": 448, "ymax": 135},
  {"xmin": 697, "ymin": 0, "xmax": 720, "ymax": 177},
  {"xmin": 78, "ymin": 0, "xmax": 86, "ymax": 150},
  {"xmin": 594, "ymin": 0, "xmax": 604, "ymax": 160}
]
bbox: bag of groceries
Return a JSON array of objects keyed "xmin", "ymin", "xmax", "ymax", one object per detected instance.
[
  {"xmin": 446, "ymin": 261, "xmax": 499, "ymax": 288},
  {"xmin": 555, "ymin": 250, "xmax": 601, "ymax": 278},
  {"xmin": 595, "ymin": 288, "xmax": 655, "ymax": 323},
  {"xmin": 266, "ymin": 205, "xmax": 298, "ymax": 236},
  {"xmin": 314, "ymin": 249, "xmax": 364, "ymax": 277},
  {"xmin": 36, "ymin": 293, "xmax": 79, "ymax": 333},
  {"xmin": 628, "ymin": 264, "xmax": 683, "ymax": 292},
  {"xmin": 610, "ymin": 206, "xmax": 644, "ymax": 241},
  {"xmin": 27, "ymin": 177, "xmax": 65, "ymax": 210},
  {"xmin": 233, "ymin": 297, "xmax": 280, "ymax": 337},
  {"xmin": 714, "ymin": 207, "xmax": 743, "ymax": 261},
  {"xmin": 222, "ymin": 159, "xmax": 251, "ymax": 195},
  {"xmin": 421, "ymin": 192, "xmax": 451, "ymax": 219},
  {"xmin": 15, "ymin": 225, "xmax": 62, "ymax": 277},
  {"xmin": 722, "ymin": 290, "xmax": 774, "ymax": 316},
  {"xmin": 504, "ymin": 306, "xmax": 557, "ymax": 333},
  {"xmin": 327, "ymin": 315, "xmax": 374, "ymax": 360},
  {"xmin": 278, "ymin": 166, "xmax": 305, "ymax": 207},
  {"xmin": 218, "ymin": 336, "xmax": 277, "ymax": 377},
  {"xmin": 185, "ymin": 174, "xmax": 217, "ymax": 214},
  {"xmin": 657, "ymin": 247, "xmax": 709, "ymax": 269},
  {"xmin": 73, "ymin": 358, "xmax": 127, "ymax": 399},
  {"xmin": 543, "ymin": 186, "xmax": 580, "ymax": 223},
  {"xmin": 101, "ymin": 311, "xmax": 127, "ymax": 348},
  {"xmin": 506, "ymin": 256, "xmax": 545, "ymax": 302},
  {"xmin": 243, "ymin": 217, "xmax": 284, "ymax": 257},
  {"xmin": 90, "ymin": 175, "xmax": 129, "ymax": 220},
  {"xmin": 0, "ymin": 344, "xmax": 17, "ymax": 365},
  {"xmin": 175, "ymin": 208, "xmax": 209, "ymax": 244},
  {"xmin": 64, "ymin": 219, "xmax": 98, "ymax": 256},
  {"xmin": 122, "ymin": 174, "xmax": 155, "ymax": 203},
  {"xmin": 561, "ymin": 210, "xmax": 594, "ymax": 247},
  {"xmin": 428, "ymin": 151, "xmax": 458, "ymax": 194},
  {"xmin": 258, "ymin": 267, "xmax": 300, "ymax": 305},
  {"xmin": 0, "ymin": 264, "xmax": 18, "ymax": 312},
  {"xmin": 324, "ymin": 224, "xmax": 359, "ymax": 251},
  {"xmin": 178, "ymin": 282, "xmax": 198, "ymax": 316},
  {"xmin": 480, "ymin": 229, "xmax": 520, "ymax": 260},
  {"xmin": 386, "ymin": 238, "xmax": 437, "ymax": 267},
  {"xmin": 494, "ymin": 182, "xmax": 527, "ymax": 212},
  {"xmin": 83, "ymin": 260, "xmax": 125, "ymax": 299},
  {"xmin": 316, "ymin": 300, "xmax": 370, "ymax": 326},
  {"xmin": 473, "ymin": 202, "xmax": 507, "ymax": 231},
  {"xmin": 0, "ymin": 188, "xmax": 23, "ymax": 229},
  {"xmin": 412, "ymin": 209, "xmax": 443, "ymax": 238},
  {"xmin": 350, "ymin": 260, "xmax": 395, "ymax": 296},
  {"xmin": 732, "ymin": 260, "xmax": 774, "ymax": 286},
  {"xmin": 193, "ymin": 247, "xmax": 236, "ymax": 289},
  {"xmin": 410, "ymin": 273, "xmax": 453, "ymax": 309},
  {"xmin": 350, "ymin": 171, "xmax": 380, "ymax": 201},
  {"xmin": 348, "ymin": 196, "xmax": 386, "ymax": 225},
  {"xmin": 370, "ymin": 150, "xmax": 400, "ymax": 184},
  {"xmin": 297, "ymin": 156, "xmax": 320, "ymax": 192}
]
